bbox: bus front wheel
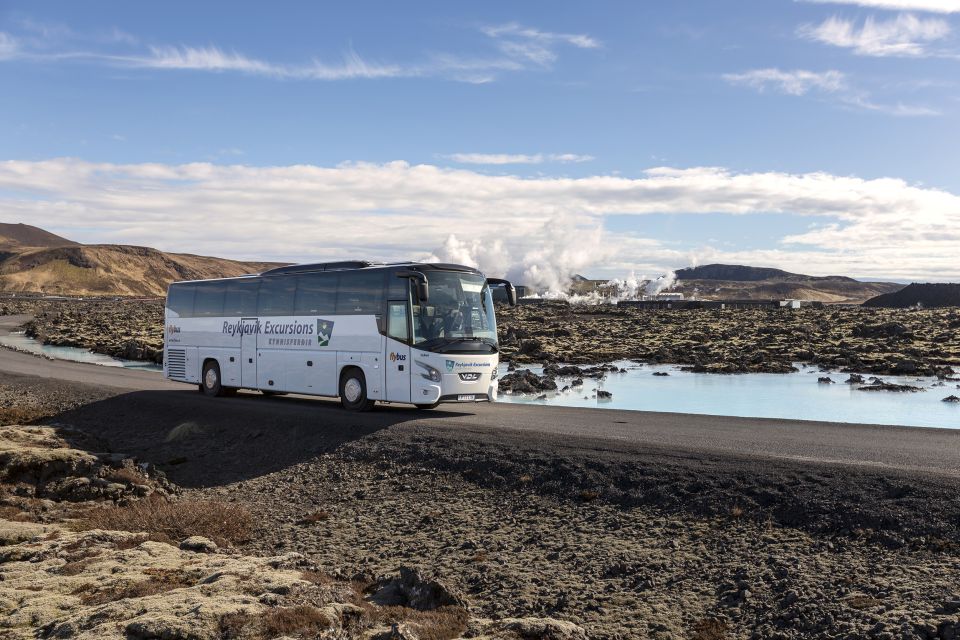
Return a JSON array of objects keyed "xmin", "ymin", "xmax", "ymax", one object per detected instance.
[
  {"xmin": 201, "ymin": 360, "xmax": 227, "ymax": 397},
  {"xmin": 340, "ymin": 368, "xmax": 375, "ymax": 412}
]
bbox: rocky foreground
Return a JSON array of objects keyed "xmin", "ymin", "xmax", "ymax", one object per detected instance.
[
  {"xmin": 0, "ymin": 421, "xmax": 584, "ymax": 639},
  {"xmin": 4, "ymin": 297, "xmax": 959, "ymax": 377}
]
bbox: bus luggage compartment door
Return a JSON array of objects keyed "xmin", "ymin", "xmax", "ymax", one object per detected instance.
[{"xmin": 240, "ymin": 318, "xmax": 257, "ymax": 388}]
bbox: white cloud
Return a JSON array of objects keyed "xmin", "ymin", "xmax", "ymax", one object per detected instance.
[
  {"xmin": 129, "ymin": 45, "xmax": 409, "ymax": 80},
  {"xmin": 0, "ymin": 158, "xmax": 958, "ymax": 283},
  {"xmin": 481, "ymin": 23, "xmax": 601, "ymax": 50},
  {"xmin": 722, "ymin": 68, "xmax": 847, "ymax": 95},
  {"xmin": 0, "ymin": 33, "xmax": 18, "ymax": 60},
  {"xmin": 445, "ymin": 153, "xmax": 594, "ymax": 165},
  {"xmin": 478, "ymin": 23, "xmax": 600, "ymax": 70},
  {"xmin": 800, "ymin": 14, "xmax": 951, "ymax": 57},
  {"xmin": 725, "ymin": 67, "xmax": 940, "ymax": 116},
  {"xmin": 798, "ymin": 0, "xmax": 960, "ymax": 13},
  {"xmin": 0, "ymin": 21, "xmax": 599, "ymax": 83},
  {"xmin": 841, "ymin": 95, "xmax": 942, "ymax": 115}
]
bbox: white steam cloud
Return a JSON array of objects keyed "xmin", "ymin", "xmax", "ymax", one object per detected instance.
[
  {"xmin": 426, "ymin": 217, "xmax": 608, "ymax": 293},
  {"xmin": 644, "ymin": 271, "xmax": 677, "ymax": 296}
]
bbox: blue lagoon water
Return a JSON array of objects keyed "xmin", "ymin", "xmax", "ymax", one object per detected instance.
[
  {"xmin": 0, "ymin": 332, "xmax": 161, "ymax": 371},
  {"xmin": 497, "ymin": 361, "xmax": 960, "ymax": 429}
]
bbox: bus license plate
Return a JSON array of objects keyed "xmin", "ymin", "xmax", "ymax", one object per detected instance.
[{"xmin": 457, "ymin": 394, "xmax": 476, "ymax": 402}]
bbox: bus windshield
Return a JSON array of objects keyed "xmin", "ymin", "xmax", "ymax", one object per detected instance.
[{"xmin": 412, "ymin": 271, "xmax": 498, "ymax": 350}]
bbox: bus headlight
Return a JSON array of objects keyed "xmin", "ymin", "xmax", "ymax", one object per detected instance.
[
  {"xmin": 491, "ymin": 366, "xmax": 498, "ymax": 379},
  {"xmin": 416, "ymin": 360, "xmax": 442, "ymax": 383}
]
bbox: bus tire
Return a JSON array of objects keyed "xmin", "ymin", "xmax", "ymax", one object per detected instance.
[
  {"xmin": 414, "ymin": 402, "xmax": 440, "ymax": 410},
  {"xmin": 201, "ymin": 360, "xmax": 225, "ymax": 397},
  {"xmin": 340, "ymin": 367, "xmax": 375, "ymax": 412}
]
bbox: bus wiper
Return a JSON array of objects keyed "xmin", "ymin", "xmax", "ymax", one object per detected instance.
[
  {"xmin": 414, "ymin": 337, "xmax": 448, "ymax": 350},
  {"xmin": 433, "ymin": 337, "xmax": 498, "ymax": 353}
]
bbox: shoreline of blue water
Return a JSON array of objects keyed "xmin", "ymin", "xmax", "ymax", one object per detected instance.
[
  {"xmin": 0, "ymin": 332, "xmax": 162, "ymax": 371},
  {"xmin": 497, "ymin": 360, "xmax": 960, "ymax": 429}
]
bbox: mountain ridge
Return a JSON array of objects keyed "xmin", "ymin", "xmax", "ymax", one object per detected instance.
[
  {"xmin": 671, "ymin": 263, "xmax": 903, "ymax": 304},
  {"xmin": 0, "ymin": 224, "xmax": 282, "ymax": 297},
  {"xmin": 676, "ymin": 263, "xmax": 861, "ymax": 283},
  {"xmin": 864, "ymin": 283, "xmax": 960, "ymax": 308}
]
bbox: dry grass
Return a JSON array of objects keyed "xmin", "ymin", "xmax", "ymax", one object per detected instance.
[
  {"xmin": 730, "ymin": 504, "xmax": 745, "ymax": 519},
  {"xmin": 366, "ymin": 605, "xmax": 469, "ymax": 640},
  {"xmin": 72, "ymin": 569, "xmax": 195, "ymax": 605},
  {"xmin": 469, "ymin": 550, "xmax": 489, "ymax": 563},
  {"xmin": 262, "ymin": 605, "xmax": 332, "ymax": 637},
  {"xmin": 300, "ymin": 570, "xmax": 333, "ymax": 585},
  {"xmin": 77, "ymin": 496, "xmax": 253, "ymax": 547},
  {"xmin": 0, "ymin": 407, "xmax": 51, "ymax": 426},
  {"xmin": 58, "ymin": 557, "xmax": 95, "ymax": 576},
  {"xmin": 300, "ymin": 509, "xmax": 330, "ymax": 524},
  {"xmin": 691, "ymin": 617, "xmax": 731, "ymax": 640},
  {"xmin": 0, "ymin": 505, "xmax": 35, "ymax": 522},
  {"xmin": 104, "ymin": 467, "xmax": 146, "ymax": 485},
  {"xmin": 846, "ymin": 595, "xmax": 883, "ymax": 610},
  {"xmin": 218, "ymin": 612, "xmax": 253, "ymax": 639}
]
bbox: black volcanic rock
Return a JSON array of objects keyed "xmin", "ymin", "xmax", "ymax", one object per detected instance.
[{"xmin": 864, "ymin": 283, "xmax": 960, "ymax": 309}]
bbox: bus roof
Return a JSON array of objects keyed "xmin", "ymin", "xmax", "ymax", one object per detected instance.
[
  {"xmin": 259, "ymin": 261, "xmax": 481, "ymax": 277},
  {"xmin": 169, "ymin": 261, "xmax": 482, "ymax": 286}
]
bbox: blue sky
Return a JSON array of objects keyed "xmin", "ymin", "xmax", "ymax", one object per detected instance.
[{"xmin": 1, "ymin": 0, "xmax": 959, "ymax": 285}]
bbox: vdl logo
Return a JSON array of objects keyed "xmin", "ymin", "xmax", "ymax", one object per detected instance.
[
  {"xmin": 445, "ymin": 360, "xmax": 456, "ymax": 372},
  {"xmin": 389, "ymin": 352, "xmax": 407, "ymax": 362}
]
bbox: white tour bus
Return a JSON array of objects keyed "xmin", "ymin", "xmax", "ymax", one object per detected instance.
[{"xmin": 163, "ymin": 261, "xmax": 516, "ymax": 410}]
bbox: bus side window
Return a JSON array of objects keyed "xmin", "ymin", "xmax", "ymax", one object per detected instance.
[
  {"xmin": 258, "ymin": 277, "xmax": 296, "ymax": 316},
  {"xmin": 167, "ymin": 284, "xmax": 196, "ymax": 318},
  {"xmin": 336, "ymin": 271, "xmax": 385, "ymax": 315},
  {"xmin": 387, "ymin": 301, "xmax": 409, "ymax": 342},
  {"xmin": 295, "ymin": 273, "xmax": 338, "ymax": 316},
  {"xmin": 224, "ymin": 279, "xmax": 260, "ymax": 317},
  {"xmin": 193, "ymin": 281, "xmax": 226, "ymax": 317}
]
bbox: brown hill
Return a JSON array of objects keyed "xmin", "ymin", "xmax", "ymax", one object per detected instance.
[
  {"xmin": 0, "ymin": 223, "xmax": 78, "ymax": 252},
  {"xmin": 0, "ymin": 224, "xmax": 282, "ymax": 297},
  {"xmin": 672, "ymin": 264, "xmax": 904, "ymax": 304},
  {"xmin": 864, "ymin": 283, "xmax": 960, "ymax": 308}
]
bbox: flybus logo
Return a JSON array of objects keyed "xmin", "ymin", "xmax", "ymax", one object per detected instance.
[{"xmin": 389, "ymin": 352, "xmax": 407, "ymax": 362}]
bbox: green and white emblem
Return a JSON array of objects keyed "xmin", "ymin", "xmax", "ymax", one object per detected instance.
[{"xmin": 317, "ymin": 320, "xmax": 335, "ymax": 346}]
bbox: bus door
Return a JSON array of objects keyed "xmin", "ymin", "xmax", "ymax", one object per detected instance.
[
  {"xmin": 240, "ymin": 318, "xmax": 257, "ymax": 388},
  {"xmin": 385, "ymin": 300, "xmax": 411, "ymax": 403}
]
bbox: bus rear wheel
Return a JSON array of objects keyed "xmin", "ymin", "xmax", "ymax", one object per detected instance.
[{"xmin": 340, "ymin": 368, "xmax": 375, "ymax": 412}]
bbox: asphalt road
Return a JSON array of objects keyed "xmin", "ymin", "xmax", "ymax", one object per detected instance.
[{"xmin": 1, "ymin": 314, "xmax": 958, "ymax": 479}]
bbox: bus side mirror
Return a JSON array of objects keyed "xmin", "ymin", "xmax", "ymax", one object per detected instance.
[
  {"xmin": 486, "ymin": 278, "xmax": 517, "ymax": 306},
  {"xmin": 396, "ymin": 271, "xmax": 429, "ymax": 303}
]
